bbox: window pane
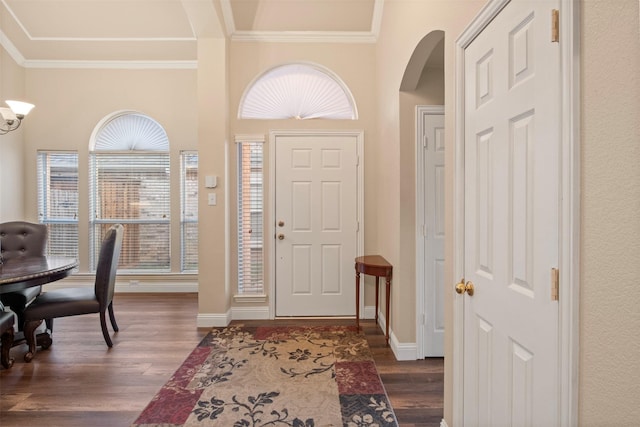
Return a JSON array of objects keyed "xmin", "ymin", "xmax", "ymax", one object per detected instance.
[
  {"xmin": 237, "ymin": 141, "xmax": 264, "ymax": 294},
  {"xmin": 90, "ymin": 152, "xmax": 170, "ymax": 272},
  {"xmin": 37, "ymin": 151, "xmax": 79, "ymax": 259},
  {"xmin": 181, "ymin": 151, "xmax": 198, "ymax": 272},
  {"xmin": 182, "ymin": 222, "xmax": 198, "ymax": 271},
  {"xmin": 92, "ymin": 222, "xmax": 170, "ymax": 271}
]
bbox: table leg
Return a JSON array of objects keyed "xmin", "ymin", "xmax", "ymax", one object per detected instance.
[
  {"xmin": 385, "ymin": 275, "xmax": 391, "ymax": 345},
  {"xmin": 23, "ymin": 319, "xmax": 44, "ymax": 362},
  {"xmin": 355, "ymin": 271, "xmax": 361, "ymax": 331},
  {"xmin": 375, "ymin": 277, "xmax": 380, "ymax": 325}
]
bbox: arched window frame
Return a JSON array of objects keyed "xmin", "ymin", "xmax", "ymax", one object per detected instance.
[{"xmin": 88, "ymin": 111, "xmax": 180, "ymax": 273}]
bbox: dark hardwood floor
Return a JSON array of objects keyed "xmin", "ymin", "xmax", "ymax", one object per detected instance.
[{"xmin": 0, "ymin": 293, "xmax": 443, "ymax": 426}]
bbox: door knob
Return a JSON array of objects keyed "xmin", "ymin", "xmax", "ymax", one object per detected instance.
[
  {"xmin": 455, "ymin": 278, "xmax": 475, "ymax": 296},
  {"xmin": 277, "ymin": 234, "xmax": 285, "ymax": 240},
  {"xmin": 278, "ymin": 220, "xmax": 285, "ymax": 227}
]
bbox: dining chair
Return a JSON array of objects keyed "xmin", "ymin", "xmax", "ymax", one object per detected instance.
[
  {"xmin": 22, "ymin": 224, "xmax": 123, "ymax": 362},
  {"xmin": 0, "ymin": 221, "xmax": 48, "ymax": 331},
  {"xmin": 0, "ymin": 310, "xmax": 15, "ymax": 368}
]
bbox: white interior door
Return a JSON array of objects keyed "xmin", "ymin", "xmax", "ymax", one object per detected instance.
[
  {"xmin": 462, "ymin": 0, "xmax": 560, "ymax": 425},
  {"xmin": 418, "ymin": 106, "xmax": 445, "ymax": 357},
  {"xmin": 274, "ymin": 133, "xmax": 358, "ymax": 316}
]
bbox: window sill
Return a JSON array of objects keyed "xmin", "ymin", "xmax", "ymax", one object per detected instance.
[
  {"xmin": 233, "ymin": 294, "xmax": 268, "ymax": 304},
  {"xmin": 64, "ymin": 273, "xmax": 197, "ymax": 283}
]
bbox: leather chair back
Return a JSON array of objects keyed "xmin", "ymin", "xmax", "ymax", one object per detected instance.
[
  {"xmin": 0, "ymin": 221, "xmax": 48, "ymax": 261},
  {"xmin": 95, "ymin": 224, "xmax": 124, "ymax": 310}
]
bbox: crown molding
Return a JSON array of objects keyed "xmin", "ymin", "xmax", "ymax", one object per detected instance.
[
  {"xmin": 231, "ymin": 30, "xmax": 377, "ymax": 43},
  {"xmin": 19, "ymin": 60, "xmax": 198, "ymax": 69},
  {"xmin": 219, "ymin": 0, "xmax": 236, "ymax": 37},
  {"xmin": 0, "ymin": 28, "xmax": 26, "ymax": 66}
]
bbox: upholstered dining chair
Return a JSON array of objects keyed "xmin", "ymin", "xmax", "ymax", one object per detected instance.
[
  {"xmin": 0, "ymin": 221, "xmax": 48, "ymax": 330},
  {"xmin": 22, "ymin": 224, "xmax": 123, "ymax": 362},
  {"xmin": 0, "ymin": 310, "xmax": 15, "ymax": 369}
]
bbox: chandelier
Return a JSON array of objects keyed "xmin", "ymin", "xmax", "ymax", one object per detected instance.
[{"xmin": 0, "ymin": 100, "xmax": 35, "ymax": 135}]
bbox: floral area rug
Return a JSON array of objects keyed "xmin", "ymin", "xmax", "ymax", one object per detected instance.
[{"xmin": 132, "ymin": 325, "xmax": 398, "ymax": 427}]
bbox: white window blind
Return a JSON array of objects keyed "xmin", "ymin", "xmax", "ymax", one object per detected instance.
[
  {"xmin": 89, "ymin": 152, "xmax": 170, "ymax": 272},
  {"xmin": 237, "ymin": 141, "xmax": 264, "ymax": 294},
  {"xmin": 37, "ymin": 151, "xmax": 79, "ymax": 259},
  {"xmin": 180, "ymin": 151, "xmax": 198, "ymax": 272}
]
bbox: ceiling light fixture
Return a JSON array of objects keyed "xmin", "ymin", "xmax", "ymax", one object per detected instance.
[{"xmin": 0, "ymin": 100, "xmax": 35, "ymax": 135}]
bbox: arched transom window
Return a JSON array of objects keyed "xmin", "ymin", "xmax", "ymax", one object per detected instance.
[{"xmin": 238, "ymin": 63, "xmax": 358, "ymax": 120}]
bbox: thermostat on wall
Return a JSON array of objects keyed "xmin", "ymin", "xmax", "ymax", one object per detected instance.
[{"xmin": 205, "ymin": 175, "xmax": 217, "ymax": 188}]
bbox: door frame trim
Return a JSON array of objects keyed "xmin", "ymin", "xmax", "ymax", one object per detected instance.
[
  {"xmin": 415, "ymin": 105, "xmax": 444, "ymax": 359},
  {"xmin": 268, "ymin": 129, "xmax": 365, "ymax": 319},
  {"xmin": 452, "ymin": 0, "xmax": 580, "ymax": 425}
]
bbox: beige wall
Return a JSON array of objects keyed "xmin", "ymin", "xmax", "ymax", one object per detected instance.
[
  {"xmin": 197, "ymin": 37, "xmax": 229, "ymax": 314},
  {"xmin": 0, "ymin": 46, "xmax": 26, "ymax": 221},
  {"xmin": 580, "ymin": 0, "xmax": 640, "ymax": 424},
  {"xmin": 14, "ymin": 66, "xmax": 198, "ymax": 273},
  {"xmin": 1, "ymin": 0, "xmax": 639, "ymax": 424}
]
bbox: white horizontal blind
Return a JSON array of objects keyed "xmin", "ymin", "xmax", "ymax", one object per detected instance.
[
  {"xmin": 37, "ymin": 151, "xmax": 79, "ymax": 259},
  {"xmin": 89, "ymin": 152, "xmax": 170, "ymax": 272},
  {"xmin": 180, "ymin": 151, "xmax": 198, "ymax": 272},
  {"xmin": 237, "ymin": 141, "xmax": 264, "ymax": 294}
]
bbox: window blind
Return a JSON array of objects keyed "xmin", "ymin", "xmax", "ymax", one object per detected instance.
[
  {"xmin": 37, "ymin": 151, "xmax": 79, "ymax": 259},
  {"xmin": 89, "ymin": 152, "xmax": 170, "ymax": 272},
  {"xmin": 180, "ymin": 151, "xmax": 198, "ymax": 272},
  {"xmin": 237, "ymin": 141, "xmax": 264, "ymax": 294}
]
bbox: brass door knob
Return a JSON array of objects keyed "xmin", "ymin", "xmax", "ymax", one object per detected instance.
[
  {"xmin": 277, "ymin": 234, "xmax": 285, "ymax": 240},
  {"xmin": 455, "ymin": 279, "xmax": 475, "ymax": 296}
]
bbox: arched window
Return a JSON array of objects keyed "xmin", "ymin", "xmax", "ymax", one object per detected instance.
[
  {"xmin": 238, "ymin": 63, "xmax": 358, "ymax": 120},
  {"xmin": 89, "ymin": 111, "xmax": 173, "ymax": 272}
]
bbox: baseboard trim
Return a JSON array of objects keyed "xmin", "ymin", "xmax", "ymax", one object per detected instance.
[
  {"xmin": 440, "ymin": 419, "xmax": 449, "ymax": 427},
  {"xmin": 363, "ymin": 305, "xmax": 376, "ymax": 319},
  {"xmin": 197, "ymin": 311, "xmax": 231, "ymax": 328},
  {"xmin": 231, "ymin": 306, "xmax": 270, "ymax": 320},
  {"xmin": 389, "ymin": 330, "xmax": 418, "ymax": 361}
]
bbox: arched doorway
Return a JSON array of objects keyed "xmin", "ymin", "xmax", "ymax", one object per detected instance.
[{"xmin": 399, "ymin": 30, "xmax": 446, "ymax": 358}]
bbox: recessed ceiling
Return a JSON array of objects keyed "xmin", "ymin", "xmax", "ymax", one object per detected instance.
[
  {"xmin": 0, "ymin": 0, "xmax": 381, "ymax": 68},
  {"xmin": 229, "ymin": 0, "xmax": 374, "ymax": 32}
]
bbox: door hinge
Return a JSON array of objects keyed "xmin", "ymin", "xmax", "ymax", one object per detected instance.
[
  {"xmin": 551, "ymin": 9, "xmax": 559, "ymax": 42},
  {"xmin": 551, "ymin": 267, "xmax": 559, "ymax": 301}
]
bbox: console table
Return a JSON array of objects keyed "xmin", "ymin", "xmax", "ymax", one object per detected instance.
[{"xmin": 355, "ymin": 255, "xmax": 392, "ymax": 344}]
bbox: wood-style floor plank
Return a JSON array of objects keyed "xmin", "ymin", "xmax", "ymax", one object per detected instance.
[{"xmin": 0, "ymin": 293, "xmax": 443, "ymax": 426}]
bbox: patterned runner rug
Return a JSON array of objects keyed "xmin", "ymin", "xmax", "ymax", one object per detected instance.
[{"xmin": 132, "ymin": 325, "xmax": 398, "ymax": 426}]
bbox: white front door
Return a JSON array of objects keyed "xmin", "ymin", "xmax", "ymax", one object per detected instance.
[
  {"xmin": 418, "ymin": 106, "xmax": 445, "ymax": 357},
  {"xmin": 461, "ymin": 0, "xmax": 560, "ymax": 425},
  {"xmin": 274, "ymin": 133, "xmax": 359, "ymax": 316}
]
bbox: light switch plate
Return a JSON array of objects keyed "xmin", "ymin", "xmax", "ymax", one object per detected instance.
[{"xmin": 208, "ymin": 193, "xmax": 217, "ymax": 205}]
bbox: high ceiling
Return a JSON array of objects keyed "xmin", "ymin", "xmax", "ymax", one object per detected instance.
[{"xmin": 0, "ymin": 0, "xmax": 381, "ymax": 67}]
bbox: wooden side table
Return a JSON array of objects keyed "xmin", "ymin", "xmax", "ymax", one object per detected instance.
[{"xmin": 355, "ymin": 255, "xmax": 392, "ymax": 344}]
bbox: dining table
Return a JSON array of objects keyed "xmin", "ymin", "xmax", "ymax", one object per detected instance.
[{"xmin": 0, "ymin": 256, "xmax": 78, "ymax": 356}]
